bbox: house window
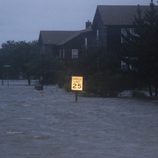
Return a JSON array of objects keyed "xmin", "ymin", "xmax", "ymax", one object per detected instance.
[
  {"xmin": 62, "ymin": 48, "xmax": 65, "ymax": 58},
  {"xmin": 121, "ymin": 60, "xmax": 127, "ymax": 70},
  {"xmin": 121, "ymin": 28, "xmax": 127, "ymax": 43},
  {"xmin": 121, "ymin": 60, "xmax": 134, "ymax": 71},
  {"xmin": 72, "ymin": 49, "xmax": 79, "ymax": 59},
  {"xmin": 121, "ymin": 28, "xmax": 138, "ymax": 43},
  {"xmin": 96, "ymin": 29, "xmax": 99, "ymax": 40},
  {"xmin": 59, "ymin": 49, "xmax": 62, "ymax": 58},
  {"xmin": 59, "ymin": 48, "xmax": 65, "ymax": 59},
  {"xmin": 85, "ymin": 37, "xmax": 88, "ymax": 49}
]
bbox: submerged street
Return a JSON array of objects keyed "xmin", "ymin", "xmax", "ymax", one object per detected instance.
[{"xmin": 0, "ymin": 84, "xmax": 158, "ymax": 158}]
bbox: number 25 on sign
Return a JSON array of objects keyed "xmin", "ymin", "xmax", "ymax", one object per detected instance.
[{"xmin": 71, "ymin": 76, "xmax": 83, "ymax": 91}]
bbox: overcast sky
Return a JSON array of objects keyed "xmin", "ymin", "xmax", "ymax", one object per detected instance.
[{"xmin": 0, "ymin": 0, "xmax": 151, "ymax": 46}]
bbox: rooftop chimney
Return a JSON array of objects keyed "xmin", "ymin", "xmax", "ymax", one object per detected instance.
[{"xmin": 85, "ymin": 21, "xmax": 91, "ymax": 29}]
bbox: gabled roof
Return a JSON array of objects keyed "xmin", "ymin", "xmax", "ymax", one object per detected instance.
[
  {"xmin": 58, "ymin": 27, "xmax": 92, "ymax": 45},
  {"xmin": 95, "ymin": 5, "xmax": 152, "ymax": 26},
  {"xmin": 39, "ymin": 28, "xmax": 92, "ymax": 46},
  {"xmin": 39, "ymin": 31, "xmax": 80, "ymax": 45}
]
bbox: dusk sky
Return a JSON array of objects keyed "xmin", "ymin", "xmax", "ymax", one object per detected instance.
[{"xmin": 0, "ymin": 0, "xmax": 151, "ymax": 46}]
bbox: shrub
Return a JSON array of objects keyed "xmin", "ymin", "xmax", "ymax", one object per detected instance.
[
  {"xmin": 132, "ymin": 90, "xmax": 147, "ymax": 98},
  {"xmin": 85, "ymin": 72, "xmax": 122, "ymax": 97}
]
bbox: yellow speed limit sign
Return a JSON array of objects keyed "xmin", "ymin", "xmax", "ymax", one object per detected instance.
[{"xmin": 71, "ymin": 76, "xmax": 83, "ymax": 91}]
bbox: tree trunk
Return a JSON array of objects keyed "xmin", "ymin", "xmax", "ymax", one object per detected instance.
[
  {"xmin": 27, "ymin": 74, "xmax": 31, "ymax": 86},
  {"xmin": 27, "ymin": 78, "xmax": 31, "ymax": 86}
]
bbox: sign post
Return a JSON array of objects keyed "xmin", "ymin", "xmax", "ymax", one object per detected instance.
[
  {"xmin": 75, "ymin": 92, "xmax": 78, "ymax": 103},
  {"xmin": 71, "ymin": 76, "xmax": 83, "ymax": 102}
]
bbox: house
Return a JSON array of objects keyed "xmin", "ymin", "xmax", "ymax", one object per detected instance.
[
  {"xmin": 92, "ymin": 5, "xmax": 154, "ymax": 70},
  {"xmin": 93, "ymin": 5, "xmax": 151, "ymax": 51},
  {"xmin": 57, "ymin": 27, "xmax": 96, "ymax": 61},
  {"xmin": 39, "ymin": 21, "xmax": 95, "ymax": 61},
  {"xmin": 39, "ymin": 5, "xmax": 153, "ymax": 68},
  {"xmin": 39, "ymin": 30, "xmax": 80, "ymax": 56}
]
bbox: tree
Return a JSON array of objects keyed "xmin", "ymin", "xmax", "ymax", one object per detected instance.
[
  {"xmin": 0, "ymin": 40, "xmax": 40, "ymax": 85},
  {"xmin": 121, "ymin": 2, "xmax": 158, "ymax": 96}
]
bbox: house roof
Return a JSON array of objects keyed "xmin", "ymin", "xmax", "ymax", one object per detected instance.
[
  {"xmin": 58, "ymin": 27, "xmax": 92, "ymax": 45},
  {"xmin": 39, "ymin": 28, "xmax": 92, "ymax": 45},
  {"xmin": 39, "ymin": 31, "xmax": 80, "ymax": 45},
  {"xmin": 95, "ymin": 5, "xmax": 152, "ymax": 26}
]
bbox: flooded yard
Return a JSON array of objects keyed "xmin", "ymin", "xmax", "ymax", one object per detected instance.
[{"xmin": 0, "ymin": 85, "xmax": 158, "ymax": 158}]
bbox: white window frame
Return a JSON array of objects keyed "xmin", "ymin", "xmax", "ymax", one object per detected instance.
[
  {"xmin": 96, "ymin": 29, "xmax": 99, "ymax": 41},
  {"xmin": 62, "ymin": 48, "xmax": 65, "ymax": 59},
  {"xmin": 85, "ymin": 37, "xmax": 88, "ymax": 49},
  {"xmin": 71, "ymin": 49, "xmax": 79, "ymax": 59}
]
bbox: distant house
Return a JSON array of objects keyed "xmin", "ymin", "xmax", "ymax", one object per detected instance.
[
  {"xmin": 39, "ymin": 21, "xmax": 96, "ymax": 61},
  {"xmin": 39, "ymin": 30, "xmax": 80, "ymax": 56},
  {"xmin": 57, "ymin": 28, "xmax": 96, "ymax": 61}
]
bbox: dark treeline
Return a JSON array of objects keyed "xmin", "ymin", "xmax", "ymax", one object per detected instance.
[
  {"xmin": 0, "ymin": 41, "xmax": 40, "ymax": 85},
  {"xmin": 0, "ymin": 40, "xmax": 63, "ymax": 85}
]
